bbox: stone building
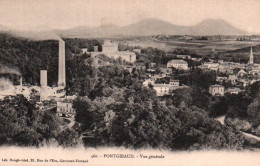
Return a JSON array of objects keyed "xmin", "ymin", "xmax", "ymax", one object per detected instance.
[
  {"xmin": 102, "ymin": 40, "xmax": 118, "ymax": 53},
  {"xmin": 153, "ymin": 84, "xmax": 171, "ymax": 96},
  {"xmin": 56, "ymin": 101, "xmax": 75, "ymax": 117},
  {"xmin": 97, "ymin": 40, "xmax": 137, "ymax": 63},
  {"xmin": 107, "ymin": 51, "xmax": 136, "ymax": 63},
  {"xmin": 209, "ymin": 84, "xmax": 225, "ymax": 96},
  {"xmin": 170, "ymin": 79, "xmax": 180, "ymax": 87},
  {"xmin": 133, "ymin": 49, "xmax": 141, "ymax": 54},
  {"xmin": 167, "ymin": 59, "xmax": 188, "ymax": 70}
]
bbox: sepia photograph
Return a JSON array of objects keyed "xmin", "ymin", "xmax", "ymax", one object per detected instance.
[{"xmin": 0, "ymin": 0, "xmax": 260, "ymax": 165}]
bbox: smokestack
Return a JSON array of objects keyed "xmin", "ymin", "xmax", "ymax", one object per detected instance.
[
  {"xmin": 20, "ymin": 76, "xmax": 22, "ymax": 87},
  {"xmin": 40, "ymin": 70, "xmax": 48, "ymax": 101},
  {"xmin": 94, "ymin": 46, "xmax": 98, "ymax": 52},
  {"xmin": 40, "ymin": 70, "xmax": 47, "ymax": 87},
  {"xmin": 58, "ymin": 40, "xmax": 66, "ymax": 87}
]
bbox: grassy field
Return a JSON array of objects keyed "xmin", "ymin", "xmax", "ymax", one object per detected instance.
[
  {"xmin": 118, "ymin": 37, "xmax": 259, "ymax": 53},
  {"xmin": 115, "ymin": 36, "xmax": 260, "ymax": 62},
  {"xmin": 219, "ymin": 44, "xmax": 260, "ymax": 63},
  {"xmin": 165, "ymin": 40, "xmax": 260, "ymax": 63},
  {"xmin": 166, "ymin": 40, "xmax": 259, "ymax": 50}
]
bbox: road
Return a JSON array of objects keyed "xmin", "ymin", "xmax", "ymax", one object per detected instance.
[
  {"xmin": 63, "ymin": 117, "xmax": 75, "ymax": 129},
  {"xmin": 215, "ymin": 114, "xmax": 260, "ymax": 141},
  {"xmin": 243, "ymin": 132, "xmax": 260, "ymax": 141},
  {"xmin": 215, "ymin": 115, "xmax": 225, "ymax": 125}
]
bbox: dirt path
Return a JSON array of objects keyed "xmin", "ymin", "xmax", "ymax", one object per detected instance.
[{"xmin": 215, "ymin": 114, "xmax": 260, "ymax": 141}]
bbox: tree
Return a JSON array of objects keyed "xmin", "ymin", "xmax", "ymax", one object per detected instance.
[
  {"xmin": 171, "ymin": 88, "xmax": 193, "ymax": 107},
  {"xmin": 0, "ymin": 95, "xmax": 80, "ymax": 147},
  {"xmin": 73, "ymin": 79, "xmax": 245, "ymax": 150},
  {"xmin": 57, "ymin": 128, "xmax": 80, "ymax": 147}
]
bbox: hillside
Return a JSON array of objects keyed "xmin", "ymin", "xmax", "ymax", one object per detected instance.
[
  {"xmin": 0, "ymin": 33, "xmax": 59, "ymax": 85},
  {"xmin": 118, "ymin": 18, "xmax": 187, "ymax": 36},
  {"xmin": 0, "ymin": 33, "xmax": 103, "ymax": 87},
  {"xmin": 189, "ymin": 19, "xmax": 247, "ymax": 36},
  {"xmin": 56, "ymin": 24, "xmax": 120, "ymax": 38},
  {"xmin": 0, "ymin": 18, "xmax": 249, "ymax": 38}
]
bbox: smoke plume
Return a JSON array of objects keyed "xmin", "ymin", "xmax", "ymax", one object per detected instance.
[
  {"xmin": 0, "ymin": 65, "xmax": 21, "ymax": 75},
  {"xmin": 10, "ymin": 30, "xmax": 62, "ymax": 41},
  {"xmin": 0, "ymin": 78, "xmax": 14, "ymax": 90},
  {"xmin": 0, "ymin": 24, "xmax": 62, "ymax": 41},
  {"xmin": 12, "ymin": 31, "xmax": 62, "ymax": 41}
]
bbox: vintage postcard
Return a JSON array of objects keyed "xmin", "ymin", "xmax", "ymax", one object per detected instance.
[{"xmin": 0, "ymin": 0, "xmax": 260, "ymax": 165}]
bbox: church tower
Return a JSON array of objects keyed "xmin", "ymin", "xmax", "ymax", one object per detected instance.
[{"xmin": 249, "ymin": 47, "xmax": 254, "ymax": 64}]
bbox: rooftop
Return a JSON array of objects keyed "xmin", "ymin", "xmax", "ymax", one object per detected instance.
[
  {"xmin": 168, "ymin": 59, "xmax": 188, "ymax": 64},
  {"xmin": 225, "ymin": 88, "xmax": 242, "ymax": 93},
  {"xmin": 210, "ymin": 84, "xmax": 224, "ymax": 88},
  {"xmin": 153, "ymin": 84, "xmax": 171, "ymax": 88}
]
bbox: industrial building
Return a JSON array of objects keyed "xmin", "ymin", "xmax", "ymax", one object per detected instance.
[{"xmin": 40, "ymin": 40, "xmax": 66, "ymax": 101}]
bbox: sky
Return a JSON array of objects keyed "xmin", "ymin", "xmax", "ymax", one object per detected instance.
[{"xmin": 0, "ymin": 0, "xmax": 259, "ymax": 34}]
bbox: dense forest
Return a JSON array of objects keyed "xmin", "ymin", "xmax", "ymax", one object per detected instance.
[
  {"xmin": 224, "ymin": 82, "xmax": 260, "ymax": 136},
  {"xmin": 0, "ymin": 33, "xmax": 102, "ymax": 87},
  {"xmin": 0, "ymin": 95, "xmax": 80, "ymax": 147},
  {"xmin": 72, "ymin": 64, "xmax": 244, "ymax": 150},
  {"xmin": 0, "ymin": 34, "xmax": 59, "ymax": 85}
]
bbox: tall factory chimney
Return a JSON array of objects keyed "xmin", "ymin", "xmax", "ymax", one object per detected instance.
[
  {"xmin": 20, "ymin": 76, "xmax": 22, "ymax": 87},
  {"xmin": 94, "ymin": 46, "xmax": 98, "ymax": 52},
  {"xmin": 40, "ymin": 70, "xmax": 48, "ymax": 101},
  {"xmin": 40, "ymin": 70, "xmax": 47, "ymax": 87},
  {"xmin": 58, "ymin": 40, "xmax": 66, "ymax": 87}
]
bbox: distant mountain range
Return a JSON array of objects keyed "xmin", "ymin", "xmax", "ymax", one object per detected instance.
[
  {"xmin": 0, "ymin": 18, "xmax": 249, "ymax": 39},
  {"xmin": 55, "ymin": 18, "xmax": 249, "ymax": 38}
]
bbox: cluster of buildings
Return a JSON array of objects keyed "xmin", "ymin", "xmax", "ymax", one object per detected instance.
[
  {"xmin": 199, "ymin": 47, "xmax": 258, "ymax": 74},
  {"xmin": 142, "ymin": 54, "xmax": 191, "ymax": 96},
  {"xmin": 142, "ymin": 46, "xmax": 259, "ymax": 97},
  {"xmin": 0, "ymin": 39, "xmax": 76, "ymax": 118},
  {"xmin": 208, "ymin": 84, "xmax": 243, "ymax": 96},
  {"xmin": 39, "ymin": 40, "xmax": 76, "ymax": 117},
  {"xmin": 0, "ymin": 77, "xmax": 38, "ymax": 100},
  {"xmin": 208, "ymin": 47, "xmax": 260, "ymax": 96},
  {"xmin": 142, "ymin": 55, "xmax": 192, "ymax": 96},
  {"xmin": 143, "ymin": 76, "xmax": 188, "ymax": 96}
]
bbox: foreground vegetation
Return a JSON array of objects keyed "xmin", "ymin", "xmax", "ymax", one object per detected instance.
[{"xmin": 0, "ymin": 95, "xmax": 80, "ymax": 147}]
